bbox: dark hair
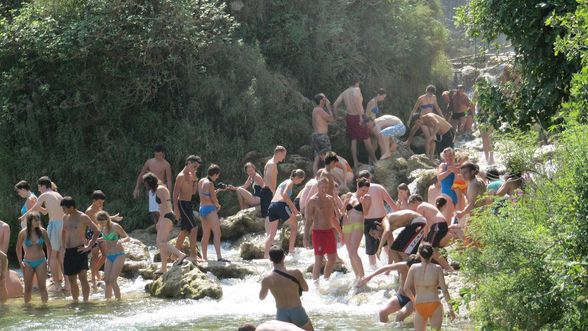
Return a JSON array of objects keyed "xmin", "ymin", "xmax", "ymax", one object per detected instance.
[
  {"xmin": 91, "ymin": 190, "xmax": 106, "ymax": 201},
  {"xmin": 397, "ymin": 183, "xmax": 409, "ymax": 192},
  {"xmin": 142, "ymin": 172, "xmax": 159, "ymax": 192},
  {"xmin": 186, "ymin": 155, "xmax": 202, "ymax": 165},
  {"xmin": 408, "ymin": 194, "xmax": 423, "ymax": 204},
  {"xmin": 60, "ymin": 196, "xmax": 76, "ymax": 209},
  {"xmin": 377, "ymin": 88, "xmax": 386, "ymax": 96},
  {"xmin": 291, "ymin": 169, "xmax": 306, "ymax": 179},
  {"xmin": 15, "ymin": 180, "xmax": 31, "ymax": 191},
  {"xmin": 460, "ymin": 161, "xmax": 479, "ymax": 174},
  {"xmin": 208, "ymin": 164, "xmax": 221, "ymax": 177},
  {"xmin": 410, "ymin": 113, "xmax": 421, "ymax": 124},
  {"xmin": 237, "ymin": 324, "xmax": 256, "ymax": 331},
  {"xmin": 431, "ymin": 176, "xmax": 438, "ymax": 184},
  {"xmin": 274, "ymin": 145, "xmax": 287, "ymax": 154},
  {"xmin": 357, "ymin": 177, "xmax": 370, "ymax": 188},
  {"xmin": 37, "ymin": 176, "xmax": 52, "ymax": 189},
  {"xmin": 419, "ymin": 243, "xmax": 434, "ymax": 259},
  {"xmin": 426, "ymin": 85, "xmax": 436, "ymax": 94},
  {"xmin": 324, "ymin": 151, "xmax": 338, "ymax": 165},
  {"xmin": 350, "ymin": 77, "xmax": 361, "ymax": 85},
  {"xmin": 436, "ymin": 196, "xmax": 447, "ymax": 209},
  {"xmin": 486, "ymin": 167, "xmax": 500, "ymax": 181},
  {"xmin": 243, "ymin": 162, "xmax": 256, "ymax": 172},
  {"xmin": 406, "ymin": 254, "xmax": 421, "ymax": 267},
  {"xmin": 358, "ymin": 170, "xmax": 372, "ymax": 180},
  {"xmin": 269, "ymin": 245, "xmax": 285, "ymax": 264},
  {"xmin": 26, "ymin": 212, "xmax": 43, "ymax": 243},
  {"xmin": 313, "ymin": 93, "xmax": 325, "ymax": 105},
  {"xmin": 153, "ymin": 144, "xmax": 165, "ymax": 153}
]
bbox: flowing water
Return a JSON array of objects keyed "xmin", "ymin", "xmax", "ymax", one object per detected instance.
[{"xmin": 0, "ymin": 237, "xmax": 473, "ymax": 330}]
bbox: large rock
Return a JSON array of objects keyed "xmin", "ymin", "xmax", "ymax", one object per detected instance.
[
  {"xmin": 279, "ymin": 217, "xmax": 304, "ymax": 253},
  {"xmin": 297, "ymin": 145, "xmax": 314, "ymax": 160},
  {"xmin": 153, "ymin": 237, "xmax": 194, "ymax": 262},
  {"xmin": 220, "ymin": 208, "xmax": 265, "ymax": 241},
  {"xmin": 121, "ymin": 237, "xmax": 152, "ymax": 278},
  {"xmin": 279, "ymin": 154, "xmax": 313, "ymax": 179},
  {"xmin": 374, "ymin": 157, "xmax": 408, "ymax": 199},
  {"xmin": 147, "ymin": 262, "xmax": 222, "ymax": 300},
  {"xmin": 406, "ymin": 155, "xmax": 436, "ymax": 174},
  {"xmin": 240, "ymin": 242, "xmax": 264, "ymax": 260},
  {"xmin": 131, "ymin": 224, "xmax": 180, "ymax": 247},
  {"xmin": 197, "ymin": 262, "xmax": 255, "ymax": 279},
  {"xmin": 410, "ymin": 135, "xmax": 427, "ymax": 155},
  {"xmin": 408, "ymin": 169, "xmax": 437, "ymax": 201}
]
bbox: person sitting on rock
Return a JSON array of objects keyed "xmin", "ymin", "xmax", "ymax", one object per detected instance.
[
  {"xmin": 233, "ymin": 162, "xmax": 268, "ymax": 212},
  {"xmin": 259, "ymin": 246, "xmax": 313, "ymax": 331}
]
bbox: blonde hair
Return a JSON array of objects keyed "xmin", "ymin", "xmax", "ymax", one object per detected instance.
[{"xmin": 96, "ymin": 210, "xmax": 112, "ymax": 232}]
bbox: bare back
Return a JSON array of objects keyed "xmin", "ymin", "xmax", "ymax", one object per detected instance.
[
  {"xmin": 262, "ymin": 269, "xmax": 304, "ymax": 309},
  {"xmin": 410, "ymin": 262, "xmax": 443, "ymax": 303},
  {"xmin": 338, "ymin": 87, "xmax": 363, "ymax": 115},
  {"xmin": 39, "ymin": 191, "xmax": 64, "ymax": 221},
  {"xmin": 264, "ymin": 159, "xmax": 279, "ymax": 193}
]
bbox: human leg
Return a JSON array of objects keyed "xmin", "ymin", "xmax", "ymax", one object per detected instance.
[
  {"xmin": 363, "ymin": 138, "xmax": 377, "ymax": 165},
  {"xmin": 36, "ymin": 262, "xmax": 48, "ymax": 303},
  {"xmin": 351, "ymin": 139, "xmax": 359, "ymax": 168},
  {"xmin": 312, "ymin": 255, "xmax": 324, "ymax": 281},
  {"xmin": 23, "ymin": 264, "xmax": 34, "ymax": 303},
  {"xmin": 264, "ymin": 220, "xmax": 279, "ymax": 259},
  {"xmin": 208, "ymin": 212, "xmax": 224, "ymax": 260},
  {"xmin": 68, "ymin": 274, "xmax": 79, "ymax": 302},
  {"xmin": 78, "ymin": 270, "xmax": 90, "ymax": 303},
  {"xmin": 379, "ymin": 296, "xmax": 402, "ymax": 322},
  {"xmin": 106, "ymin": 255, "xmax": 125, "ymax": 299},
  {"xmin": 288, "ymin": 215, "xmax": 298, "ymax": 254},
  {"xmin": 104, "ymin": 257, "xmax": 113, "ymax": 299}
]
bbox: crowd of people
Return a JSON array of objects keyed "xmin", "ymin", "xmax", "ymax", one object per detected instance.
[{"xmin": 0, "ymin": 79, "xmax": 521, "ymax": 331}]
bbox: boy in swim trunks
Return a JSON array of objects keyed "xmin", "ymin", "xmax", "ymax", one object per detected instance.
[
  {"xmin": 304, "ymin": 177, "xmax": 342, "ymax": 284},
  {"xmin": 173, "ymin": 155, "xmax": 202, "ymax": 261},
  {"xmin": 311, "ymin": 93, "xmax": 335, "ymax": 174},
  {"xmin": 450, "ymin": 85, "xmax": 472, "ymax": 133},
  {"xmin": 259, "ymin": 246, "xmax": 313, "ymax": 331},
  {"xmin": 61, "ymin": 196, "xmax": 99, "ymax": 302}
]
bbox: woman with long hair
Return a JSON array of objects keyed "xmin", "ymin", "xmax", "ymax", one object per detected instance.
[
  {"xmin": 96, "ymin": 211, "xmax": 129, "ymax": 299},
  {"xmin": 341, "ymin": 178, "xmax": 371, "ymax": 280},
  {"xmin": 16, "ymin": 212, "xmax": 51, "ymax": 303},
  {"xmin": 198, "ymin": 164, "xmax": 230, "ymax": 262}
]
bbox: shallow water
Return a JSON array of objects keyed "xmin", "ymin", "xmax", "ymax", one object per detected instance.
[{"xmin": 1, "ymin": 238, "xmax": 472, "ymax": 331}]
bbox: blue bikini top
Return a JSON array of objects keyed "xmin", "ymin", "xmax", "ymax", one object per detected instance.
[{"xmin": 24, "ymin": 237, "xmax": 44, "ymax": 248}]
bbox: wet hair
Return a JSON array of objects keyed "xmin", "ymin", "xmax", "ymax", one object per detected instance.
[
  {"xmin": 186, "ymin": 155, "xmax": 202, "ymax": 165},
  {"xmin": 60, "ymin": 196, "xmax": 76, "ymax": 209},
  {"xmin": 238, "ymin": 324, "xmax": 256, "ymax": 331},
  {"xmin": 426, "ymin": 85, "xmax": 436, "ymax": 94},
  {"xmin": 96, "ymin": 210, "xmax": 112, "ymax": 232},
  {"xmin": 377, "ymin": 88, "xmax": 386, "ymax": 96},
  {"xmin": 243, "ymin": 162, "xmax": 256, "ymax": 172},
  {"xmin": 153, "ymin": 144, "xmax": 165, "ymax": 153},
  {"xmin": 91, "ymin": 190, "xmax": 106, "ymax": 201},
  {"xmin": 269, "ymin": 245, "xmax": 285, "ymax": 264},
  {"xmin": 357, "ymin": 177, "xmax": 370, "ymax": 188},
  {"xmin": 419, "ymin": 243, "xmax": 434, "ymax": 259},
  {"xmin": 37, "ymin": 176, "xmax": 52, "ymax": 189},
  {"xmin": 14, "ymin": 180, "xmax": 31, "ymax": 191},
  {"xmin": 324, "ymin": 151, "xmax": 338, "ymax": 166},
  {"xmin": 290, "ymin": 169, "xmax": 306, "ymax": 179},
  {"xmin": 274, "ymin": 145, "xmax": 287, "ymax": 154},
  {"xmin": 406, "ymin": 254, "xmax": 421, "ymax": 267},
  {"xmin": 142, "ymin": 172, "xmax": 159, "ymax": 192},
  {"xmin": 397, "ymin": 183, "xmax": 409, "ymax": 192},
  {"xmin": 26, "ymin": 212, "xmax": 43, "ymax": 242},
  {"xmin": 208, "ymin": 164, "xmax": 221, "ymax": 177},
  {"xmin": 486, "ymin": 167, "xmax": 500, "ymax": 181},
  {"xmin": 358, "ymin": 170, "xmax": 372, "ymax": 180},
  {"xmin": 436, "ymin": 196, "xmax": 447, "ymax": 209},
  {"xmin": 408, "ymin": 194, "xmax": 423, "ymax": 204},
  {"xmin": 460, "ymin": 161, "xmax": 479, "ymax": 174},
  {"xmin": 313, "ymin": 93, "xmax": 325, "ymax": 105}
]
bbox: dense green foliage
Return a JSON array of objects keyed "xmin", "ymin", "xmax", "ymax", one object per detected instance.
[{"xmin": 456, "ymin": 0, "xmax": 580, "ymax": 130}]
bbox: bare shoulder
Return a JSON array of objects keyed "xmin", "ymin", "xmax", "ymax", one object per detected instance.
[{"xmin": 80, "ymin": 213, "xmax": 93, "ymax": 224}]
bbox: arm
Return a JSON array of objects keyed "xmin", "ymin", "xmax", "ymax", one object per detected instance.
[
  {"xmin": 133, "ymin": 161, "xmax": 150, "ymax": 198},
  {"xmin": 20, "ymin": 194, "xmax": 46, "ymax": 220},
  {"xmin": 0, "ymin": 252, "xmax": 7, "ymax": 303},
  {"xmin": 405, "ymin": 121, "xmax": 421, "ymax": 146},
  {"xmin": 173, "ymin": 174, "xmax": 184, "ymax": 217},
  {"xmin": 437, "ymin": 163, "xmax": 455, "ymax": 182},
  {"xmin": 165, "ymin": 163, "xmax": 173, "ymax": 190},
  {"xmin": 362, "ymin": 195, "xmax": 372, "ymax": 217},
  {"xmin": 296, "ymin": 270, "xmax": 309, "ymax": 292},
  {"xmin": 381, "ymin": 188, "xmax": 400, "ymax": 212},
  {"xmin": 433, "ymin": 96, "xmax": 443, "ymax": 116},
  {"xmin": 354, "ymin": 90, "xmax": 365, "ymax": 118},
  {"xmin": 0, "ymin": 226, "xmax": 9, "ymax": 254},
  {"xmin": 82, "ymin": 216, "xmax": 100, "ymax": 251},
  {"xmin": 362, "ymin": 263, "xmax": 402, "ymax": 285},
  {"xmin": 240, "ymin": 176, "xmax": 253, "ymax": 190},
  {"xmin": 324, "ymin": 99, "xmax": 335, "ymax": 122},
  {"xmin": 304, "ymin": 200, "xmax": 315, "ymax": 247},
  {"xmin": 266, "ymin": 165, "xmax": 277, "ymax": 193},
  {"xmin": 27, "ymin": 196, "xmax": 46, "ymax": 215},
  {"xmin": 115, "ymin": 224, "xmax": 131, "ymax": 243},
  {"xmin": 438, "ymin": 268, "xmax": 455, "ymax": 318},
  {"xmin": 259, "ymin": 277, "xmax": 269, "ymax": 300},
  {"xmin": 333, "ymin": 93, "xmax": 343, "ymax": 116},
  {"xmin": 42, "ymin": 229, "xmax": 52, "ymax": 255},
  {"xmin": 16, "ymin": 231, "xmax": 24, "ymax": 269},
  {"xmin": 457, "ymin": 185, "xmax": 481, "ymax": 218},
  {"xmin": 209, "ymin": 183, "xmax": 221, "ymax": 209},
  {"xmin": 376, "ymin": 217, "xmax": 392, "ymax": 259},
  {"xmin": 403, "ymin": 266, "xmax": 416, "ymax": 302},
  {"xmin": 407, "ymin": 98, "xmax": 421, "ymax": 126}
]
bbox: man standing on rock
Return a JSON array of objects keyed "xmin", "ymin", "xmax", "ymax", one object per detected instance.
[
  {"xmin": 260, "ymin": 245, "xmax": 313, "ymax": 331},
  {"xmin": 173, "ymin": 155, "xmax": 202, "ymax": 262},
  {"xmin": 261, "ymin": 146, "xmax": 288, "ymax": 217},
  {"xmin": 133, "ymin": 144, "xmax": 173, "ymax": 224},
  {"xmin": 311, "ymin": 93, "xmax": 335, "ymax": 174},
  {"xmin": 61, "ymin": 196, "xmax": 99, "ymax": 303},
  {"xmin": 358, "ymin": 170, "xmax": 399, "ymax": 266},
  {"xmin": 304, "ymin": 177, "xmax": 342, "ymax": 284},
  {"xmin": 450, "ymin": 85, "xmax": 472, "ymax": 134},
  {"xmin": 334, "ymin": 77, "xmax": 377, "ymax": 169}
]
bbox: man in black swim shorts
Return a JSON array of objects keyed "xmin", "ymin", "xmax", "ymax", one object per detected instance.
[{"xmin": 173, "ymin": 155, "xmax": 203, "ymax": 261}]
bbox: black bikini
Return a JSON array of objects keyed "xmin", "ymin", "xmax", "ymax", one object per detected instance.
[{"xmin": 346, "ymin": 203, "xmax": 363, "ymax": 212}]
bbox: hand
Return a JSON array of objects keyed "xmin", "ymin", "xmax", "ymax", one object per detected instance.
[
  {"xmin": 78, "ymin": 245, "xmax": 91, "ymax": 253},
  {"xmin": 325, "ymin": 98, "xmax": 331, "ymax": 106},
  {"xmin": 21, "ymin": 261, "xmax": 26, "ymax": 270},
  {"xmin": 216, "ymin": 204, "xmax": 221, "ymax": 211},
  {"xmin": 356, "ymin": 276, "xmax": 370, "ymax": 288},
  {"xmin": 455, "ymin": 211, "xmax": 464, "ymax": 219},
  {"xmin": 111, "ymin": 213, "xmax": 123, "ymax": 222},
  {"xmin": 19, "ymin": 214, "xmax": 25, "ymax": 221},
  {"xmin": 133, "ymin": 188, "xmax": 140, "ymax": 199}
]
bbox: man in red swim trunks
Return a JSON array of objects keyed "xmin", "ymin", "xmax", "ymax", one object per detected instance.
[
  {"xmin": 334, "ymin": 78, "xmax": 377, "ymax": 169},
  {"xmin": 304, "ymin": 177, "xmax": 342, "ymax": 284}
]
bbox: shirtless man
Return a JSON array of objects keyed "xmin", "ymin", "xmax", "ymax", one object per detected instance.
[
  {"xmin": 408, "ymin": 195, "xmax": 453, "ymax": 271},
  {"xmin": 358, "ymin": 170, "xmax": 399, "ymax": 266},
  {"xmin": 404, "ymin": 244, "xmax": 455, "ymax": 331},
  {"xmin": 333, "ymin": 78, "xmax": 377, "ymax": 168},
  {"xmin": 173, "ymin": 155, "xmax": 202, "ymax": 261},
  {"xmin": 456, "ymin": 162, "xmax": 486, "ymax": 222},
  {"xmin": 311, "ymin": 93, "xmax": 335, "ymax": 174},
  {"xmin": 133, "ymin": 144, "xmax": 173, "ymax": 223},
  {"xmin": 259, "ymin": 246, "xmax": 313, "ymax": 331},
  {"xmin": 262, "ymin": 146, "xmax": 287, "ymax": 218},
  {"xmin": 366, "ymin": 115, "xmax": 406, "ymax": 159},
  {"xmin": 20, "ymin": 176, "xmax": 65, "ymax": 290},
  {"xmin": 304, "ymin": 177, "xmax": 342, "ymax": 283},
  {"xmin": 60, "ymin": 197, "xmax": 99, "ymax": 302},
  {"xmin": 450, "ymin": 85, "xmax": 473, "ymax": 133},
  {"xmin": 322, "ymin": 151, "xmax": 341, "ymax": 193},
  {"xmin": 406, "ymin": 113, "xmax": 454, "ymax": 160},
  {"xmin": 375, "ymin": 210, "xmax": 426, "ymax": 264},
  {"xmin": 357, "ymin": 254, "xmax": 420, "ymax": 323}
]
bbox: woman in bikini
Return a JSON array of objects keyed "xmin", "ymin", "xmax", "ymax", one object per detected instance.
[
  {"xmin": 232, "ymin": 162, "xmax": 266, "ymax": 211},
  {"xmin": 14, "ymin": 180, "xmax": 40, "ymax": 229},
  {"xmin": 397, "ymin": 183, "xmax": 411, "ymax": 210},
  {"xmin": 341, "ymin": 178, "xmax": 371, "ymax": 281},
  {"xmin": 96, "ymin": 211, "xmax": 129, "ymax": 299},
  {"xmin": 408, "ymin": 85, "xmax": 443, "ymax": 126},
  {"xmin": 198, "ymin": 164, "xmax": 229, "ymax": 262},
  {"xmin": 16, "ymin": 212, "xmax": 51, "ymax": 303},
  {"xmin": 143, "ymin": 172, "xmax": 187, "ymax": 273},
  {"xmin": 404, "ymin": 243, "xmax": 455, "ymax": 331}
]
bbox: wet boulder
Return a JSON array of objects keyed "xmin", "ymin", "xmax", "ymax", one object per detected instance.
[
  {"xmin": 374, "ymin": 157, "xmax": 408, "ymax": 199},
  {"xmin": 121, "ymin": 237, "xmax": 152, "ymax": 278},
  {"xmin": 240, "ymin": 242, "xmax": 264, "ymax": 260},
  {"xmin": 408, "ymin": 169, "xmax": 437, "ymax": 201},
  {"xmin": 220, "ymin": 208, "xmax": 265, "ymax": 241},
  {"xmin": 197, "ymin": 262, "xmax": 254, "ymax": 279},
  {"xmin": 147, "ymin": 262, "xmax": 222, "ymax": 300}
]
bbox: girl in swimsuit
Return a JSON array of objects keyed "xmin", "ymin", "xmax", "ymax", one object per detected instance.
[
  {"xmin": 408, "ymin": 85, "xmax": 443, "ymax": 126},
  {"xmin": 16, "ymin": 212, "xmax": 51, "ymax": 303},
  {"xmin": 96, "ymin": 211, "xmax": 129, "ymax": 299},
  {"xmin": 232, "ymin": 162, "xmax": 266, "ymax": 210},
  {"xmin": 14, "ymin": 180, "xmax": 40, "ymax": 229},
  {"xmin": 341, "ymin": 178, "xmax": 371, "ymax": 280},
  {"xmin": 404, "ymin": 244, "xmax": 455, "ymax": 331},
  {"xmin": 198, "ymin": 164, "xmax": 229, "ymax": 262},
  {"xmin": 143, "ymin": 172, "xmax": 187, "ymax": 273},
  {"xmin": 437, "ymin": 148, "xmax": 458, "ymax": 216}
]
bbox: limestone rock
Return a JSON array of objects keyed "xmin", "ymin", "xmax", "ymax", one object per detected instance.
[
  {"xmin": 408, "ymin": 169, "xmax": 437, "ymax": 201},
  {"xmin": 147, "ymin": 262, "xmax": 222, "ymax": 300},
  {"xmin": 122, "ymin": 261, "xmax": 151, "ymax": 279},
  {"xmin": 120, "ymin": 237, "xmax": 151, "ymax": 278},
  {"xmin": 279, "ymin": 217, "xmax": 304, "ymax": 253},
  {"xmin": 374, "ymin": 157, "xmax": 408, "ymax": 199},
  {"xmin": 220, "ymin": 207, "xmax": 265, "ymax": 241},
  {"xmin": 197, "ymin": 262, "xmax": 254, "ymax": 279},
  {"xmin": 240, "ymin": 242, "xmax": 264, "ymax": 260},
  {"xmin": 406, "ymin": 155, "xmax": 436, "ymax": 174},
  {"xmin": 306, "ymin": 261, "xmax": 348, "ymax": 274},
  {"xmin": 153, "ymin": 236, "xmax": 196, "ymax": 262},
  {"xmin": 410, "ymin": 135, "xmax": 427, "ymax": 155},
  {"xmin": 131, "ymin": 224, "xmax": 180, "ymax": 247},
  {"xmin": 297, "ymin": 145, "xmax": 314, "ymax": 160}
]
